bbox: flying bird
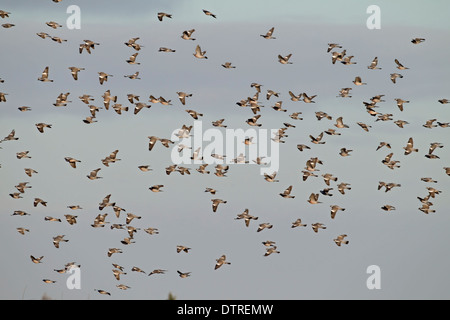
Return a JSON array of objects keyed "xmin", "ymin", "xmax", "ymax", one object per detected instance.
[
  {"xmin": 193, "ymin": 45, "xmax": 208, "ymax": 59},
  {"xmin": 395, "ymin": 98, "xmax": 410, "ymax": 111},
  {"xmin": 390, "ymin": 73, "xmax": 403, "ymax": 83},
  {"xmin": 353, "ymin": 76, "xmax": 366, "ymax": 86},
  {"xmin": 278, "ymin": 54, "xmax": 293, "ymax": 64},
  {"xmin": 335, "ymin": 117, "xmax": 349, "ymax": 128},
  {"xmin": 381, "ymin": 205, "xmax": 396, "ymax": 211},
  {"xmin": 159, "ymin": 47, "xmax": 176, "ymax": 53},
  {"xmin": 38, "ymin": 66, "xmax": 53, "ymax": 82},
  {"xmin": 177, "ymin": 245, "xmax": 191, "ymax": 253},
  {"xmin": 211, "ymin": 199, "xmax": 227, "ymax": 212},
  {"xmin": 25, "ymin": 168, "xmax": 38, "ymax": 177},
  {"xmin": 394, "ymin": 58, "xmax": 409, "ymax": 70},
  {"xmin": 94, "ymin": 289, "xmax": 111, "ymax": 296},
  {"xmin": 327, "ymin": 43, "xmax": 342, "ymax": 53},
  {"xmin": 98, "ymin": 72, "xmax": 112, "ymax": 85},
  {"xmin": 126, "ymin": 53, "xmax": 140, "ymax": 65},
  {"xmin": 279, "ymin": 185, "xmax": 295, "ymax": 198},
  {"xmin": 411, "ymin": 38, "xmax": 425, "ymax": 44},
  {"xmin": 222, "ymin": 62, "xmax": 236, "ymax": 69},
  {"xmin": 330, "ymin": 205, "xmax": 345, "ymax": 219},
  {"xmin": 68, "ymin": 67, "xmax": 85, "ymax": 80},
  {"xmin": 46, "ymin": 21, "xmax": 62, "ymax": 29},
  {"xmin": 311, "ymin": 223, "xmax": 326, "ymax": 233},
  {"xmin": 403, "ymin": 137, "xmax": 418, "ymax": 155},
  {"xmin": 186, "ymin": 109, "xmax": 203, "ymax": 119},
  {"xmin": 307, "ymin": 193, "xmax": 321, "ymax": 204},
  {"xmin": 214, "ymin": 255, "xmax": 231, "ymax": 270},
  {"xmin": 149, "ymin": 185, "xmax": 164, "ymax": 192},
  {"xmin": 291, "ymin": 218, "xmax": 307, "ymax": 228},
  {"xmin": 264, "ymin": 171, "xmax": 279, "ymax": 182},
  {"xmin": 30, "ymin": 255, "xmax": 44, "ymax": 264},
  {"xmin": 367, "ymin": 57, "xmax": 381, "ymax": 70},
  {"xmin": 264, "ymin": 246, "xmax": 280, "ymax": 257},
  {"xmin": 337, "ymin": 182, "xmax": 352, "ymax": 195},
  {"xmin": 260, "ymin": 27, "xmax": 276, "ymax": 39},
  {"xmin": 257, "ymin": 223, "xmax": 273, "ymax": 232},
  {"xmin": 334, "ymin": 235, "xmax": 349, "ymax": 246},
  {"xmin": 176, "ymin": 92, "xmax": 192, "ymax": 105},
  {"xmin": 63, "ymin": 159, "xmax": 82, "ymax": 170},
  {"xmin": 157, "ymin": 12, "xmax": 172, "ymax": 21},
  {"xmin": 202, "ymin": 9, "xmax": 217, "ymax": 18},
  {"xmin": 181, "ymin": 29, "xmax": 196, "ymax": 40},
  {"xmin": 124, "ymin": 71, "xmax": 141, "ymax": 80},
  {"xmin": 53, "ymin": 235, "xmax": 69, "ymax": 248},
  {"xmin": 35, "ymin": 123, "xmax": 52, "ymax": 133},
  {"xmin": 0, "ymin": 10, "xmax": 11, "ymax": 18},
  {"xmin": 177, "ymin": 271, "xmax": 191, "ymax": 278},
  {"xmin": 87, "ymin": 168, "xmax": 102, "ymax": 180}
]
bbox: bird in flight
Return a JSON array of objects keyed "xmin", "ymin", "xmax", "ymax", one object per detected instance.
[
  {"xmin": 98, "ymin": 72, "xmax": 112, "ymax": 85},
  {"xmin": 367, "ymin": 57, "xmax": 381, "ymax": 70},
  {"xmin": 149, "ymin": 185, "xmax": 164, "ymax": 192},
  {"xmin": 403, "ymin": 137, "xmax": 418, "ymax": 155},
  {"xmin": 214, "ymin": 255, "xmax": 231, "ymax": 270},
  {"xmin": 0, "ymin": 10, "xmax": 11, "ymax": 18},
  {"xmin": 177, "ymin": 271, "xmax": 191, "ymax": 278},
  {"xmin": 264, "ymin": 246, "xmax": 280, "ymax": 257},
  {"xmin": 35, "ymin": 123, "xmax": 52, "ymax": 133},
  {"xmin": 235, "ymin": 209, "xmax": 259, "ymax": 227},
  {"xmin": 53, "ymin": 235, "xmax": 69, "ymax": 248},
  {"xmin": 181, "ymin": 29, "xmax": 196, "ymax": 40},
  {"xmin": 31, "ymin": 255, "xmax": 44, "ymax": 264},
  {"xmin": 334, "ymin": 235, "xmax": 349, "ymax": 246},
  {"xmin": 193, "ymin": 45, "xmax": 208, "ymax": 59},
  {"xmin": 126, "ymin": 53, "xmax": 140, "ymax": 65},
  {"xmin": 261, "ymin": 27, "xmax": 276, "ymax": 39},
  {"xmin": 279, "ymin": 185, "xmax": 295, "ymax": 198},
  {"xmin": 411, "ymin": 38, "xmax": 425, "ymax": 44},
  {"xmin": 87, "ymin": 168, "xmax": 102, "ymax": 180},
  {"xmin": 330, "ymin": 205, "xmax": 345, "ymax": 219},
  {"xmin": 94, "ymin": 289, "xmax": 111, "ymax": 296},
  {"xmin": 308, "ymin": 193, "xmax": 321, "ymax": 204},
  {"xmin": 157, "ymin": 12, "xmax": 172, "ymax": 21},
  {"xmin": 202, "ymin": 9, "xmax": 217, "ymax": 18},
  {"xmin": 390, "ymin": 73, "xmax": 403, "ymax": 83},
  {"xmin": 327, "ymin": 43, "xmax": 342, "ymax": 53},
  {"xmin": 211, "ymin": 199, "xmax": 227, "ymax": 212},
  {"xmin": 65, "ymin": 157, "xmax": 81, "ymax": 168},
  {"xmin": 177, "ymin": 245, "xmax": 191, "ymax": 253},
  {"xmin": 278, "ymin": 54, "xmax": 293, "ymax": 64},
  {"xmin": 68, "ymin": 67, "xmax": 85, "ymax": 80},
  {"xmin": 395, "ymin": 98, "xmax": 410, "ymax": 111},
  {"xmin": 353, "ymin": 76, "xmax": 366, "ymax": 86},
  {"xmin": 291, "ymin": 218, "xmax": 307, "ymax": 228},
  {"xmin": 264, "ymin": 171, "xmax": 279, "ymax": 182},
  {"xmin": 394, "ymin": 58, "xmax": 409, "ymax": 70},
  {"xmin": 257, "ymin": 223, "xmax": 273, "ymax": 232},
  {"xmin": 222, "ymin": 62, "xmax": 236, "ymax": 69},
  {"xmin": 311, "ymin": 223, "xmax": 326, "ymax": 233},
  {"xmin": 38, "ymin": 66, "xmax": 53, "ymax": 82}
]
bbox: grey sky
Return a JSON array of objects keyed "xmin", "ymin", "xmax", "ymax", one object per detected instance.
[{"xmin": 0, "ymin": 0, "xmax": 449, "ymax": 300}]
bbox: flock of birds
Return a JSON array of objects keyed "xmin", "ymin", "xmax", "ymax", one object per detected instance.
[{"xmin": 1, "ymin": 2, "xmax": 450, "ymax": 298}]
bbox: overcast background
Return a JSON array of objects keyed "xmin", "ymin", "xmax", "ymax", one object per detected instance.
[{"xmin": 0, "ymin": 0, "xmax": 449, "ymax": 300}]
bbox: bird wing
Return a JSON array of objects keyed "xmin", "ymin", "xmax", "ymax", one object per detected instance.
[{"xmin": 42, "ymin": 66, "xmax": 49, "ymax": 79}]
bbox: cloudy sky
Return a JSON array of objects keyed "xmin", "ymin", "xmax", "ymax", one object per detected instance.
[{"xmin": 0, "ymin": 0, "xmax": 449, "ymax": 300}]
